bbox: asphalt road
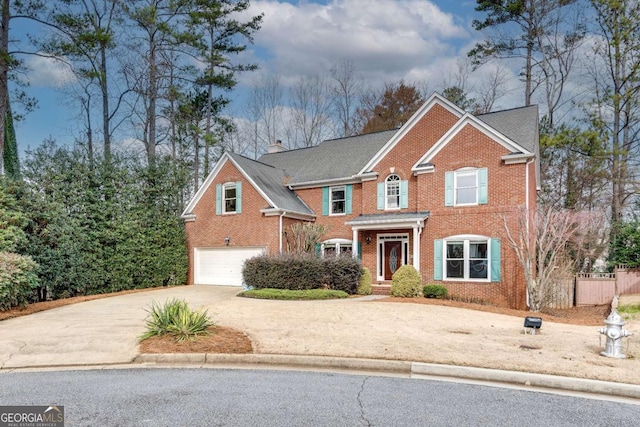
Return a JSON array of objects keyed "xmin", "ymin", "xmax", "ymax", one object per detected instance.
[{"xmin": 1, "ymin": 368, "xmax": 639, "ymax": 426}]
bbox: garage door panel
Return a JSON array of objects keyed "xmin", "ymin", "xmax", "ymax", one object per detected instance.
[{"xmin": 194, "ymin": 247, "xmax": 264, "ymax": 286}]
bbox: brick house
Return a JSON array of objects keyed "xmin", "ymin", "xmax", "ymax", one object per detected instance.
[{"xmin": 182, "ymin": 93, "xmax": 539, "ymax": 309}]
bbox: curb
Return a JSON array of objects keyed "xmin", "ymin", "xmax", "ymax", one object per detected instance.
[{"xmin": 134, "ymin": 353, "xmax": 640, "ymax": 400}]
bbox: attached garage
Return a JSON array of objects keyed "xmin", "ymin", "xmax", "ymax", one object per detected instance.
[{"xmin": 194, "ymin": 247, "xmax": 265, "ymax": 286}]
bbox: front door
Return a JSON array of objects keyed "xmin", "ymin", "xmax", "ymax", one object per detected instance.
[{"xmin": 384, "ymin": 241, "xmax": 403, "ymax": 280}]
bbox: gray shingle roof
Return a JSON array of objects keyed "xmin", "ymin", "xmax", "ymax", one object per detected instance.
[
  {"xmin": 228, "ymin": 152, "xmax": 314, "ymax": 215},
  {"xmin": 476, "ymin": 105, "xmax": 539, "ymax": 153},
  {"xmin": 258, "ymin": 130, "xmax": 397, "ymax": 184}
]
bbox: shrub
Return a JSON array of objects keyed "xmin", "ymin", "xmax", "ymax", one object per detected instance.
[
  {"xmin": 0, "ymin": 252, "xmax": 39, "ymax": 311},
  {"xmin": 390, "ymin": 265, "xmax": 422, "ymax": 297},
  {"xmin": 357, "ymin": 267, "xmax": 372, "ymax": 295},
  {"xmin": 140, "ymin": 298, "xmax": 214, "ymax": 342},
  {"xmin": 243, "ymin": 254, "xmax": 362, "ymax": 294},
  {"xmin": 423, "ymin": 284, "xmax": 448, "ymax": 299}
]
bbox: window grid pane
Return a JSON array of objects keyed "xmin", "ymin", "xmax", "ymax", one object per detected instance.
[
  {"xmin": 224, "ymin": 186, "xmax": 236, "ymax": 213},
  {"xmin": 455, "ymin": 171, "xmax": 478, "ymax": 205},
  {"xmin": 386, "ymin": 176, "xmax": 400, "ymax": 209},
  {"xmin": 331, "ymin": 187, "xmax": 345, "ymax": 214}
]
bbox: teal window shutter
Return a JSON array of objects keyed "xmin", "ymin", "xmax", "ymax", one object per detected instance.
[
  {"xmin": 357, "ymin": 242, "xmax": 362, "ymax": 262},
  {"xmin": 445, "ymin": 172, "xmax": 454, "ymax": 206},
  {"xmin": 236, "ymin": 181, "xmax": 242, "ymax": 213},
  {"xmin": 215, "ymin": 184, "xmax": 222, "ymax": 215},
  {"xmin": 345, "ymin": 184, "xmax": 353, "ymax": 214},
  {"xmin": 377, "ymin": 182, "xmax": 384, "ymax": 210},
  {"xmin": 490, "ymin": 238, "xmax": 501, "ymax": 282},
  {"xmin": 400, "ymin": 180, "xmax": 408, "ymax": 208},
  {"xmin": 434, "ymin": 239, "xmax": 443, "ymax": 280},
  {"xmin": 322, "ymin": 187, "xmax": 329, "ymax": 215},
  {"xmin": 478, "ymin": 168, "xmax": 488, "ymax": 205},
  {"xmin": 315, "ymin": 243, "xmax": 322, "ymax": 258}
]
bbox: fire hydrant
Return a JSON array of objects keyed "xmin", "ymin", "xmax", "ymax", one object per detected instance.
[{"xmin": 599, "ymin": 305, "xmax": 632, "ymax": 359}]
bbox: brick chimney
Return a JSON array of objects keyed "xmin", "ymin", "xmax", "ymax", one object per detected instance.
[{"xmin": 267, "ymin": 139, "xmax": 286, "ymax": 154}]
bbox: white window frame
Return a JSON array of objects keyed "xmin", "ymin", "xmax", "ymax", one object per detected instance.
[
  {"xmin": 385, "ymin": 174, "xmax": 401, "ymax": 210},
  {"xmin": 321, "ymin": 239, "xmax": 352, "ymax": 258},
  {"xmin": 223, "ymin": 182, "xmax": 237, "ymax": 214},
  {"xmin": 455, "ymin": 169, "xmax": 479, "ymax": 206},
  {"xmin": 443, "ymin": 235, "xmax": 490, "ymax": 282},
  {"xmin": 330, "ymin": 185, "xmax": 346, "ymax": 215}
]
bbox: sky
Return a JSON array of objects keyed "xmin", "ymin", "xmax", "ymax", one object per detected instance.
[{"xmin": 14, "ymin": 0, "xmax": 523, "ymax": 154}]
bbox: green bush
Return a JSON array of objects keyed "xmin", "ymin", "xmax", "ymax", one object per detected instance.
[
  {"xmin": 238, "ymin": 288, "xmax": 349, "ymax": 300},
  {"xmin": 243, "ymin": 254, "xmax": 362, "ymax": 294},
  {"xmin": 423, "ymin": 284, "xmax": 448, "ymax": 299},
  {"xmin": 390, "ymin": 265, "xmax": 422, "ymax": 297},
  {"xmin": 0, "ymin": 252, "xmax": 39, "ymax": 311},
  {"xmin": 357, "ymin": 267, "xmax": 372, "ymax": 295},
  {"xmin": 139, "ymin": 298, "xmax": 214, "ymax": 342}
]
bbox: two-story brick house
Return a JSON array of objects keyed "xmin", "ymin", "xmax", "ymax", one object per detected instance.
[{"xmin": 182, "ymin": 93, "xmax": 539, "ymax": 309}]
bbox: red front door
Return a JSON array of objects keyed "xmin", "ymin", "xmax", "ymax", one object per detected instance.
[{"xmin": 384, "ymin": 241, "xmax": 403, "ymax": 280}]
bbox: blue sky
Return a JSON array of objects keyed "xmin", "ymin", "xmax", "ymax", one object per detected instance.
[{"xmin": 14, "ymin": 0, "xmax": 513, "ymax": 154}]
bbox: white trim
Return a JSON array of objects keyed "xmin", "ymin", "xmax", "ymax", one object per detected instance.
[
  {"xmin": 359, "ymin": 93, "xmax": 465, "ymax": 175},
  {"xmin": 440, "ymin": 235, "xmax": 491, "ymax": 283},
  {"xmin": 377, "ymin": 233, "xmax": 410, "ymax": 281},
  {"xmin": 182, "ymin": 153, "xmax": 278, "ymax": 219},
  {"xmin": 384, "ymin": 174, "xmax": 401, "ymax": 210},
  {"xmin": 288, "ymin": 177, "xmax": 360, "ymax": 190},
  {"xmin": 502, "ymin": 153, "xmax": 535, "ymax": 164},
  {"xmin": 329, "ymin": 185, "xmax": 347, "ymax": 216},
  {"xmin": 453, "ymin": 169, "xmax": 479, "ymax": 207},
  {"xmin": 411, "ymin": 114, "xmax": 533, "ymax": 171},
  {"xmin": 261, "ymin": 208, "xmax": 316, "ymax": 221},
  {"xmin": 222, "ymin": 182, "xmax": 238, "ymax": 214},
  {"xmin": 320, "ymin": 239, "xmax": 353, "ymax": 258}
]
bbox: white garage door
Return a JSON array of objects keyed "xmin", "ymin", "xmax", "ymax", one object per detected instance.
[{"xmin": 194, "ymin": 247, "xmax": 265, "ymax": 286}]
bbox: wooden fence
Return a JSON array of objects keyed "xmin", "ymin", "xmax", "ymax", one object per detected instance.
[{"xmin": 575, "ymin": 267, "xmax": 640, "ymax": 306}]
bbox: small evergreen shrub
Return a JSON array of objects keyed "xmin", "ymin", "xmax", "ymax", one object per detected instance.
[
  {"xmin": 139, "ymin": 298, "xmax": 215, "ymax": 342},
  {"xmin": 0, "ymin": 252, "xmax": 39, "ymax": 311},
  {"xmin": 423, "ymin": 284, "xmax": 448, "ymax": 299},
  {"xmin": 323, "ymin": 256, "xmax": 361, "ymax": 294},
  {"xmin": 238, "ymin": 288, "xmax": 349, "ymax": 300},
  {"xmin": 357, "ymin": 267, "xmax": 372, "ymax": 295},
  {"xmin": 390, "ymin": 265, "xmax": 422, "ymax": 297}
]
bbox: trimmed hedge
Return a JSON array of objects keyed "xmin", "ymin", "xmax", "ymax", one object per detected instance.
[
  {"xmin": 390, "ymin": 264, "xmax": 422, "ymax": 297},
  {"xmin": 0, "ymin": 252, "xmax": 39, "ymax": 311},
  {"xmin": 242, "ymin": 254, "xmax": 361, "ymax": 294}
]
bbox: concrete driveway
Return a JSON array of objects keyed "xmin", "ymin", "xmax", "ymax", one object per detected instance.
[{"xmin": 0, "ymin": 286, "xmax": 638, "ymax": 388}]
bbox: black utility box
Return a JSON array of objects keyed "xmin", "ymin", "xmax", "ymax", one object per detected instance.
[{"xmin": 524, "ymin": 316, "xmax": 542, "ymax": 333}]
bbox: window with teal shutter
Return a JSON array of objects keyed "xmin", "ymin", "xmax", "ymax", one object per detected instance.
[
  {"xmin": 377, "ymin": 182, "xmax": 384, "ymax": 210},
  {"xmin": 236, "ymin": 181, "xmax": 242, "ymax": 213},
  {"xmin": 445, "ymin": 172, "xmax": 454, "ymax": 206},
  {"xmin": 434, "ymin": 239, "xmax": 443, "ymax": 280},
  {"xmin": 345, "ymin": 184, "xmax": 352, "ymax": 214},
  {"xmin": 215, "ymin": 184, "xmax": 222, "ymax": 215},
  {"xmin": 400, "ymin": 180, "xmax": 408, "ymax": 208},
  {"xmin": 315, "ymin": 243, "xmax": 322, "ymax": 258},
  {"xmin": 490, "ymin": 238, "xmax": 501, "ymax": 282},
  {"xmin": 478, "ymin": 168, "xmax": 488, "ymax": 205},
  {"xmin": 322, "ymin": 187, "xmax": 330, "ymax": 215}
]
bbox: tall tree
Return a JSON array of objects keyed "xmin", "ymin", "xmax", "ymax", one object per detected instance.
[
  {"xmin": 469, "ymin": 0, "xmax": 579, "ymax": 107},
  {"xmin": 243, "ymin": 74, "xmax": 284, "ymax": 157},
  {"xmin": 2, "ymin": 98, "xmax": 19, "ymax": 179},
  {"xmin": 43, "ymin": 0, "xmax": 125, "ymax": 164},
  {"xmin": 353, "ymin": 81, "xmax": 424, "ymax": 134},
  {"xmin": 186, "ymin": 0, "xmax": 262, "ymax": 173},
  {"xmin": 289, "ymin": 74, "xmax": 334, "ymax": 148},
  {"xmin": 588, "ymin": 0, "xmax": 640, "ymax": 229},
  {"xmin": 330, "ymin": 59, "xmax": 361, "ymax": 137}
]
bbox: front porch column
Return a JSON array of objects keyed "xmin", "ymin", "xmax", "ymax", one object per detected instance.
[
  {"xmin": 352, "ymin": 228, "xmax": 359, "ymax": 259},
  {"xmin": 413, "ymin": 225, "xmax": 420, "ymax": 271}
]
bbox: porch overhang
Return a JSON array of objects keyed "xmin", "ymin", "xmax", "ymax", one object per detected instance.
[
  {"xmin": 346, "ymin": 211, "xmax": 429, "ymax": 272},
  {"xmin": 345, "ymin": 211, "xmax": 430, "ymax": 230}
]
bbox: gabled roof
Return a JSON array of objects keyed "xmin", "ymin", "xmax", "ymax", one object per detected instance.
[
  {"xmin": 476, "ymin": 105, "xmax": 539, "ymax": 153},
  {"xmin": 258, "ymin": 130, "xmax": 396, "ymax": 186},
  {"xmin": 181, "ymin": 152, "xmax": 314, "ymax": 219}
]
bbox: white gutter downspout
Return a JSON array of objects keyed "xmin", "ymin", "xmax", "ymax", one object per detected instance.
[
  {"xmin": 525, "ymin": 158, "xmax": 534, "ymax": 308},
  {"xmin": 413, "ymin": 221, "xmax": 423, "ymax": 271},
  {"xmin": 279, "ymin": 211, "xmax": 287, "ymax": 254}
]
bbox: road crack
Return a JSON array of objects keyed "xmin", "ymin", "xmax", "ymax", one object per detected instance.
[
  {"xmin": 357, "ymin": 376, "xmax": 372, "ymax": 426},
  {"xmin": 1, "ymin": 340, "xmax": 27, "ymax": 369}
]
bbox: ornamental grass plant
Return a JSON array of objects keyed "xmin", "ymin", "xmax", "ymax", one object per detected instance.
[{"xmin": 140, "ymin": 298, "xmax": 214, "ymax": 342}]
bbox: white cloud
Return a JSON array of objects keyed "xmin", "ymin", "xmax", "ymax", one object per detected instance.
[
  {"xmin": 245, "ymin": 0, "xmax": 469, "ymax": 84},
  {"xmin": 24, "ymin": 55, "xmax": 76, "ymax": 88}
]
